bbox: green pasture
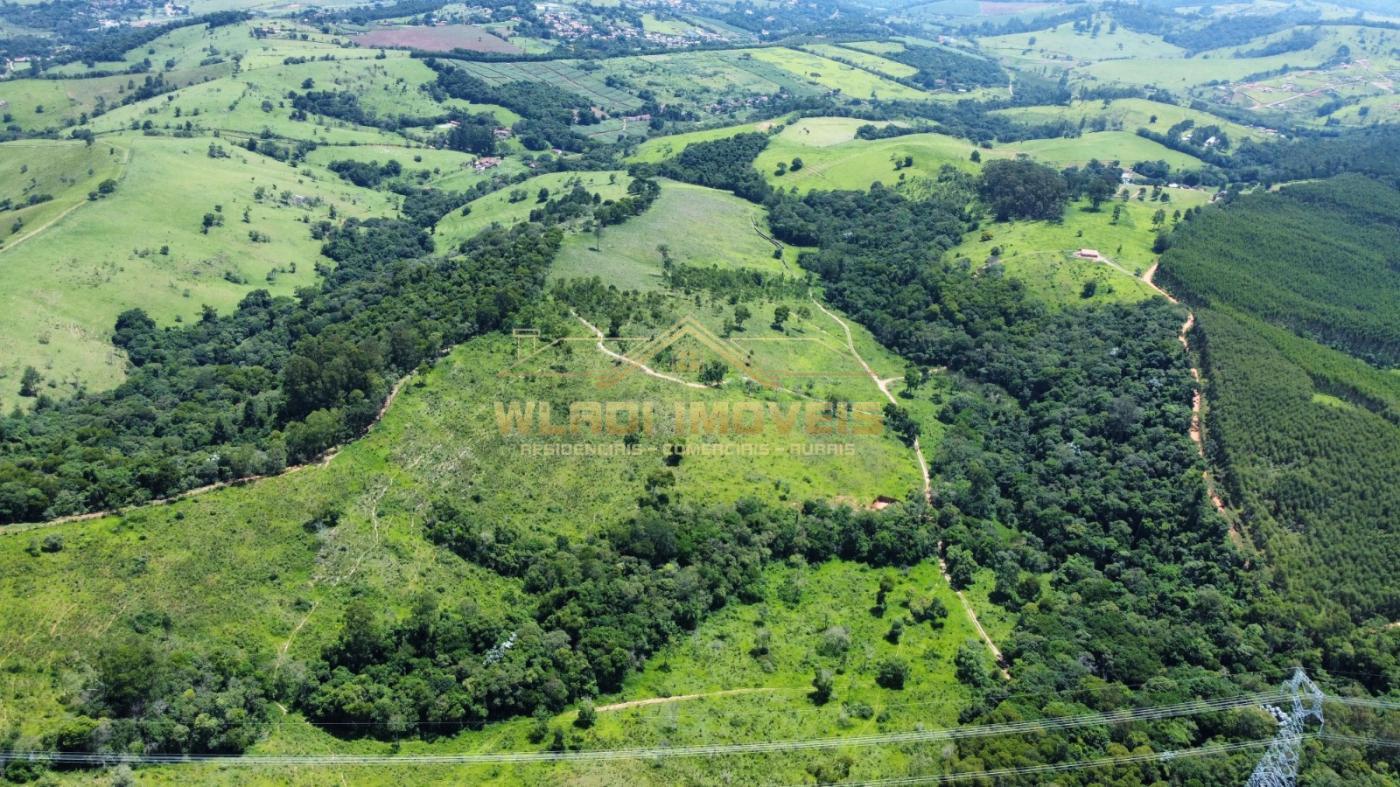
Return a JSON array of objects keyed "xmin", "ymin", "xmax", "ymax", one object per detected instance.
[
  {"xmin": 46, "ymin": 19, "xmax": 353, "ymax": 76},
  {"xmin": 756, "ymin": 126, "xmax": 978, "ymax": 194},
  {"xmin": 993, "ymin": 98, "xmax": 1272, "ymax": 142},
  {"xmin": 0, "ymin": 64, "xmax": 232, "ymax": 132},
  {"xmin": 948, "ymin": 190, "xmax": 1212, "ymax": 308},
  {"xmin": 551, "ymin": 180, "xmax": 791, "ymax": 289},
  {"xmin": 0, "ymin": 133, "xmax": 394, "ymax": 406},
  {"xmin": 0, "ymin": 139, "xmax": 124, "ymax": 251},
  {"xmin": 626, "ymin": 118, "xmax": 779, "ymax": 164},
  {"xmin": 68, "ymin": 558, "xmax": 995, "ymax": 785},
  {"xmin": 980, "ymin": 13, "xmax": 1185, "ymax": 67},
  {"xmin": 595, "ymin": 49, "xmax": 817, "ymax": 118},
  {"xmin": 997, "ymin": 130, "xmax": 1206, "ymax": 169},
  {"xmin": 457, "ymin": 59, "xmax": 643, "ymax": 112},
  {"xmin": 0, "ymin": 295, "xmax": 939, "ymax": 764},
  {"xmin": 802, "ymin": 44, "xmax": 919, "ymax": 79},
  {"xmin": 86, "ymin": 73, "xmax": 413, "ymax": 145},
  {"xmin": 1080, "ymin": 26, "xmax": 1389, "ymax": 89},
  {"xmin": 745, "ymin": 47, "xmax": 930, "ymax": 101},
  {"xmin": 81, "ymin": 56, "xmax": 497, "ymax": 142},
  {"xmin": 434, "ymin": 169, "xmax": 630, "ymax": 248},
  {"xmin": 841, "ymin": 40, "xmax": 908, "ymax": 56}
]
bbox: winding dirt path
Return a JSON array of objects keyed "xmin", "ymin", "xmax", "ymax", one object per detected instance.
[
  {"xmin": 596, "ymin": 688, "xmax": 781, "ymax": 713},
  {"xmin": 1142, "ymin": 264, "xmax": 1232, "ymax": 523},
  {"xmin": 811, "ymin": 298, "xmax": 1010, "ymax": 680},
  {"xmin": 576, "ymin": 314, "xmax": 710, "ymax": 390},
  {"xmin": 0, "ymin": 143, "xmax": 132, "ymax": 257}
]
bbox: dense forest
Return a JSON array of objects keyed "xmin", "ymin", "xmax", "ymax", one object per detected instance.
[
  {"xmin": 1159, "ymin": 175, "xmax": 1400, "ymax": 628},
  {"xmin": 887, "ymin": 45, "xmax": 1008, "ymax": 92},
  {"xmin": 302, "ymin": 499, "xmax": 938, "ymax": 736},
  {"xmin": 665, "ymin": 141, "xmax": 1400, "ymax": 778},
  {"xmin": 424, "ymin": 59, "xmax": 597, "ymax": 152},
  {"xmin": 1158, "ymin": 176, "xmax": 1400, "ymax": 368},
  {"xmin": 0, "ymin": 221, "xmax": 559, "ymax": 523}
]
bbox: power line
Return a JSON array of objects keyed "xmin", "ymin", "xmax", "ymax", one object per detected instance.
[
  {"xmin": 826, "ymin": 737, "xmax": 1290, "ymax": 787},
  {"xmin": 3, "ymin": 691, "xmax": 1286, "ymax": 767}
]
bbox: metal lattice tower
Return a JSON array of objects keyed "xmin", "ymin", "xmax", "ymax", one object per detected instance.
[{"xmin": 1246, "ymin": 668, "xmax": 1325, "ymax": 787}]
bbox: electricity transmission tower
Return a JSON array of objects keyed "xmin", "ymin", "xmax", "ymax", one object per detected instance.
[{"xmin": 1246, "ymin": 668, "xmax": 1325, "ymax": 787}]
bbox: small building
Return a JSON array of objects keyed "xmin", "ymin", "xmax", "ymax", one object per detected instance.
[
  {"xmin": 473, "ymin": 156, "xmax": 501, "ymax": 172},
  {"xmin": 1076, "ymin": 249, "xmax": 1102, "ymax": 260}
]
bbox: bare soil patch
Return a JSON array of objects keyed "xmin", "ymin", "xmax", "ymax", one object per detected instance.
[{"xmin": 354, "ymin": 25, "xmax": 521, "ymax": 54}]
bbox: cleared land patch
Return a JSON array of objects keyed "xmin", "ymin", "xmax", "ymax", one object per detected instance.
[
  {"xmin": 551, "ymin": 180, "xmax": 790, "ymax": 288},
  {"xmin": 353, "ymin": 24, "xmax": 521, "ymax": 54}
]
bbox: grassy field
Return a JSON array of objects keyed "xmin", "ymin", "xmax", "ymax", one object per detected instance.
[
  {"xmin": 997, "ymin": 130, "xmax": 1207, "ymax": 169},
  {"xmin": 48, "ymin": 559, "xmax": 995, "ymax": 785},
  {"xmin": 802, "ymin": 44, "xmax": 919, "ymax": 79},
  {"xmin": 745, "ymin": 47, "xmax": 930, "ymax": 101},
  {"xmin": 993, "ymin": 98, "xmax": 1273, "ymax": 142},
  {"xmin": 0, "ymin": 133, "xmax": 394, "ymax": 407},
  {"xmin": 456, "ymin": 58, "xmax": 644, "ymax": 113},
  {"xmin": 756, "ymin": 122, "xmax": 978, "ymax": 194},
  {"xmin": 0, "ymin": 138, "xmax": 125, "ymax": 251},
  {"xmin": 980, "ymin": 12, "xmax": 1185, "ymax": 69},
  {"xmin": 0, "ymin": 288, "xmax": 943, "ymax": 770},
  {"xmin": 434, "ymin": 169, "xmax": 631, "ymax": 248},
  {"xmin": 82, "ymin": 56, "xmax": 474, "ymax": 144},
  {"xmin": 747, "ymin": 122, "xmax": 1202, "ymax": 195},
  {"xmin": 1080, "ymin": 26, "xmax": 1386, "ymax": 90},
  {"xmin": 625, "ymin": 118, "xmax": 781, "ymax": 164},
  {"xmin": 593, "ymin": 49, "xmax": 820, "ymax": 120},
  {"xmin": 551, "ymin": 179, "xmax": 792, "ymax": 289},
  {"xmin": 0, "ymin": 64, "xmax": 233, "ymax": 132},
  {"xmin": 947, "ymin": 190, "xmax": 1213, "ymax": 307}
]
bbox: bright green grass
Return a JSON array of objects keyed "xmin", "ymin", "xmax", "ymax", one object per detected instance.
[
  {"xmin": 551, "ymin": 180, "xmax": 788, "ymax": 289},
  {"xmin": 842, "ymin": 40, "xmax": 907, "ymax": 56},
  {"xmin": 625, "ymin": 118, "xmax": 780, "ymax": 164},
  {"xmin": 947, "ymin": 192, "xmax": 1213, "ymax": 308},
  {"xmin": 434, "ymin": 169, "xmax": 630, "ymax": 248},
  {"xmin": 457, "ymin": 59, "xmax": 643, "ymax": 112},
  {"xmin": 757, "ymin": 128, "xmax": 978, "ymax": 194},
  {"xmin": 0, "ymin": 139, "xmax": 124, "ymax": 253},
  {"xmin": 997, "ymin": 130, "xmax": 1206, "ymax": 169},
  {"xmin": 572, "ymin": 48, "xmax": 826, "ymax": 122},
  {"xmin": 80, "ymin": 56, "xmax": 484, "ymax": 144},
  {"xmin": 745, "ymin": 47, "xmax": 930, "ymax": 101},
  {"xmin": 980, "ymin": 13, "xmax": 1185, "ymax": 67},
  {"xmin": 640, "ymin": 12, "xmax": 693, "ymax": 35},
  {"xmin": 0, "ymin": 64, "xmax": 232, "ymax": 131},
  {"xmin": 0, "ymin": 306, "xmax": 930, "ymax": 744},
  {"xmin": 0, "ymin": 133, "xmax": 394, "ymax": 406},
  {"xmin": 993, "ymin": 98, "xmax": 1271, "ymax": 142},
  {"xmin": 1081, "ymin": 27, "xmax": 1383, "ymax": 89},
  {"xmin": 299, "ymin": 142, "xmax": 516, "ymax": 195},
  {"xmin": 301, "ymin": 142, "xmax": 467, "ymax": 173},
  {"xmin": 47, "ymin": 19, "xmax": 362, "ymax": 76},
  {"xmin": 88, "ymin": 559, "xmax": 992, "ymax": 785},
  {"xmin": 86, "ymin": 73, "xmax": 414, "ymax": 146},
  {"xmin": 803, "ymin": 44, "xmax": 919, "ymax": 79}
]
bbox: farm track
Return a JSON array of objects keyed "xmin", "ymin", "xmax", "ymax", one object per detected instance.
[
  {"xmin": 576, "ymin": 313, "xmax": 710, "ymax": 389},
  {"xmin": 810, "ymin": 298, "xmax": 1011, "ymax": 680},
  {"xmin": 0, "ymin": 143, "xmax": 131, "ymax": 256},
  {"xmin": 1142, "ymin": 263, "xmax": 1237, "ymax": 533},
  {"xmin": 596, "ymin": 688, "xmax": 783, "ymax": 712}
]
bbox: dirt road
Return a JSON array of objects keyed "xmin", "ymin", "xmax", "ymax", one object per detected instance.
[{"xmin": 812, "ymin": 298, "xmax": 1010, "ymax": 680}]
